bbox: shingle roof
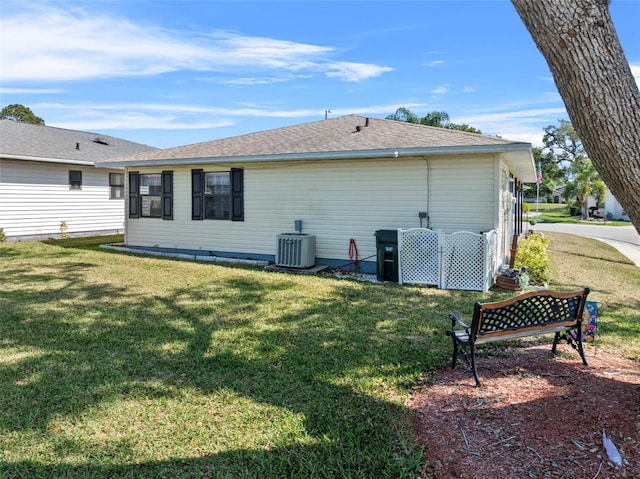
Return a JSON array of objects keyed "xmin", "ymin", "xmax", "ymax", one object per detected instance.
[
  {"xmin": 0, "ymin": 119, "xmax": 157, "ymax": 164},
  {"xmin": 96, "ymin": 114, "xmax": 530, "ymax": 166}
]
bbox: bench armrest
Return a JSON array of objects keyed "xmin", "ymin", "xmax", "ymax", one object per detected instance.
[{"xmin": 449, "ymin": 313, "xmax": 470, "ymax": 331}]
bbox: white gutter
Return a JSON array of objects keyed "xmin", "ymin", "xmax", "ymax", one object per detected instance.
[
  {"xmin": 96, "ymin": 143, "xmax": 532, "ymax": 168},
  {"xmin": 0, "ymin": 153, "xmax": 96, "ymax": 166}
]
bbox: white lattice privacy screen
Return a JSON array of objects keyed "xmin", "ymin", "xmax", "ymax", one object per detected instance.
[
  {"xmin": 397, "ymin": 228, "xmax": 441, "ymax": 286},
  {"xmin": 398, "ymin": 228, "xmax": 498, "ymax": 292}
]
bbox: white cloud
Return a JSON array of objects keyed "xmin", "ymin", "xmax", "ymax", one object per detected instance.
[
  {"xmin": 209, "ymin": 73, "xmax": 313, "ymax": 86},
  {"xmin": 212, "ymin": 32, "xmax": 332, "ymax": 70},
  {"xmin": 2, "ymin": 6, "xmax": 215, "ymax": 81},
  {"xmin": 0, "ymin": 87, "xmax": 65, "ymax": 95},
  {"xmin": 336, "ymin": 103, "xmax": 427, "ymax": 116},
  {"xmin": 0, "ymin": 4, "xmax": 391, "ymax": 83},
  {"xmin": 456, "ymin": 107, "xmax": 568, "ymax": 146},
  {"xmin": 431, "ymin": 85, "xmax": 449, "ymax": 95},
  {"xmin": 457, "ymin": 63, "xmax": 639, "ymax": 145},
  {"xmin": 215, "ymin": 77, "xmax": 292, "ymax": 86},
  {"xmin": 56, "ymin": 115, "xmax": 234, "ymax": 132},
  {"xmin": 42, "ymin": 101, "xmax": 333, "ymax": 118},
  {"xmin": 426, "ymin": 60, "xmax": 445, "ymax": 67},
  {"xmin": 325, "ymin": 62, "xmax": 394, "ymax": 82},
  {"xmin": 33, "ymin": 101, "xmax": 427, "ymax": 132}
]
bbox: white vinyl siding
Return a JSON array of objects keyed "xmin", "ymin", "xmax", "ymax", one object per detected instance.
[
  {"xmin": 426, "ymin": 155, "xmax": 496, "ymax": 234},
  {"xmin": 125, "ymin": 154, "xmax": 500, "ymax": 264},
  {"xmin": 0, "ymin": 159, "xmax": 125, "ymax": 238}
]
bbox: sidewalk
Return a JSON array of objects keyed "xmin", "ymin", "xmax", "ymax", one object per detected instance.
[
  {"xmin": 587, "ymin": 238, "xmax": 640, "ymax": 267},
  {"xmin": 533, "ymin": 223, "xmax": 640, "ymax": 267}
]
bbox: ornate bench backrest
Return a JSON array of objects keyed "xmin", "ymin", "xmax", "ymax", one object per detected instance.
[{"xmin": 473, "ymin": 288, "xmax": 590, "ymax": 339}]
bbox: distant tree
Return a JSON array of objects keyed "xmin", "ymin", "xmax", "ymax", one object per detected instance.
[
  {"xmin": 449, "ymin": 123, "xmax": 482, "ymax": 134},
  {"xmin": 419, "ymin": 111, "xmax": 483, "ymax": 133},
  {"xmin": 523, "ymin": 147, "xmax": 565, "ymax": 200},
  {"xmin": 386, "ymin": 108, "xmax": 447, "ymax": 126},
  {"xmin": 512, "ymin": 0, "xmax": 640, "ymax": 232},
  {"xmin": 386, "ymin": 107, "xmax": 481, "ymax": 133},
  {"xmin": 0, "ymin": 104, "xmax": 45, "ymax": 125},
  {"xmin": 386, "ymin": 107, "xmax": 420, "ymax": 124},
  {"xmin": 562, "ymin": 160, "xmax": 606, "ymax": 218},
  {"xmin": 420, "ymin": 110, "xmax": 451, "ymax": 128},
  {"xmin": 539, "ymin": 120, "xmax": 606, "ymax": 209},
  {"xmin": 542, "ymin": 120, "xmax": 588, "ymax": 174}
]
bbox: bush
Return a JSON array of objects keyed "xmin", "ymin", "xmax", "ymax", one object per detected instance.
[
  {"xmin": 0, "ymin": 228, "xmax": 5, "ymax": 243},
  {"xmin": 515, "ymin": 233, "xmax": 550, "ymax": 285}
]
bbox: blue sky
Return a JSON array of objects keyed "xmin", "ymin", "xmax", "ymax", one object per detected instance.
[{"xmin": 2, "ymin": 0, "xmax": 639, "ymax": 149}]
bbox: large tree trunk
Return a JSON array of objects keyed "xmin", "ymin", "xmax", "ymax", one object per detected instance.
[{"xmin": 512, "ymin": 0, "xmax": 640, "ymax": 233}]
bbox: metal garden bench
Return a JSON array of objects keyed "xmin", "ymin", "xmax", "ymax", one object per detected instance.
[{"xmin": 446, "ymin": 288, "xmax": 591, "ymax": 386}]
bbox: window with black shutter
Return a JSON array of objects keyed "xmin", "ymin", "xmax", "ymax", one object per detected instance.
[
  {"xmin": 192, "ymin": 168, "xmax": 243, "ymax": 221},
  {"xmin": 129, "ymin": 171, "xmax": 173, "ymax": 219}
]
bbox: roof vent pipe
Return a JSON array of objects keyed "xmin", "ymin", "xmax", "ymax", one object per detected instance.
[
  {"xmin": 365, "ymin": 117, "xmax": 370, "ymax": 127},
  {"xmin": 76, "ymin": 143, "xmax": 80, "ymax": 150}
]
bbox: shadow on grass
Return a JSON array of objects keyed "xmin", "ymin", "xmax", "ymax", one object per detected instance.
[
  {"xmin": 43, "ymin": 234, "xmax": 124, "ymax": 250},
  {"xmin": 533, "ymin": 217, "xmax": 581, "ymax": 225},
  {"xmin": 0, "ymin": 240, "xmax": 488, "ymax": 477},
  {"xmin": 549, "ymin": 247, "xmax": 634, "ymax": 266},
  {"xmin": 3, "ymin": 438, "xmax": 415, "ymax": 479}
]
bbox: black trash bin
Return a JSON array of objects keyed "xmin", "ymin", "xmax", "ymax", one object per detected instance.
[{"xmin": 374, "ymin": 229, "xmax": 398, "ymax": 282}]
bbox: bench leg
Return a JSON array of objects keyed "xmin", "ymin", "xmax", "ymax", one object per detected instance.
[
  {"xmin": 553, "ymin": 331, "xmax": 589, "ymax": 366},
  {"xmin": 451, "ymin": 340, "xmax": 459, "ymax": 369},
  {"xmin": 470, "ymin": 343, "xmax": 481, "ymax": 387},
  {"xmin": 575, "ymin": 332, "xmax": 588, "ymax": 366},
  {"xmin": 447, "ymin": 334, "xmax": 481, "ymax": 386},
  {"xmin": 552, "ymin": 332, "xmax": 561, "ymax": 354}
]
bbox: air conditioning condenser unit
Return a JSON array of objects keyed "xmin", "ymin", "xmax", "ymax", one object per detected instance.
[{"xmin": 275, "ymin": 234, "xmax": 316, "ymax": 268}]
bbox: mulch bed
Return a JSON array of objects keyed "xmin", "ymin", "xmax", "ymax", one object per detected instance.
[{"xmin": 408, "ymin": 343, "xmax": 640, "ymax": 478}]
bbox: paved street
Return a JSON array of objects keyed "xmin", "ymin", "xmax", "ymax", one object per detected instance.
[{"xmin": 534, "ymin": 223, "xmax": 640, "ymax": 266}]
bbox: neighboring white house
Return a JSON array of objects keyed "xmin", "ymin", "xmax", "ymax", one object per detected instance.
[
  {"xmin": 0, "ymin": 120, "xmax": 157, "ymax": 240},
  {"xmin": 583, "ymin": 188, "xmax": 630, "ymax": 221},
  {"xmin": 96, "ymin": 115, "xmax": 535, "ymax": 275},
  {"xmin": 549, "ymin": 184, "xmax": 629, "ymax": 221},
  {"xmin": 603, "ymin": 190, "xmax": 631, "ymax": 221}
]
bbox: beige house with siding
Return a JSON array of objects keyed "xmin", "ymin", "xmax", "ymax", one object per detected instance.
[
  {"xmin": 0, "ymin": 119, "xmax": 156, "ymax": 240},
  {"xmin": 96, "ymin": 115, "xmax": 536, "ymax": 275}
]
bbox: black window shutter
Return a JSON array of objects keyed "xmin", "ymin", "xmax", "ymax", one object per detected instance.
[
  {"xmin": 191, "ymin": 169, "xmax": 204, "ymax": 220},
  {"xmin": 128, "ymin": 171, "xmax": 139, "ymax": 218},
  {"xmin": 162, "ymin": 170, "xmax": 173, "ymax": 220},
  {"xmin": 230, "ymin": 168, "xmax": 244, "ymax": 221}
]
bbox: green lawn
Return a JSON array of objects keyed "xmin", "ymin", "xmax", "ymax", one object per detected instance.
[
  {"xmin": 1, "ymin": 234, "xmax": 638, "ymax": 478},
  {"xmin": 526, "ymin": 202, "xmax": 630, "ymax": 226}
]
